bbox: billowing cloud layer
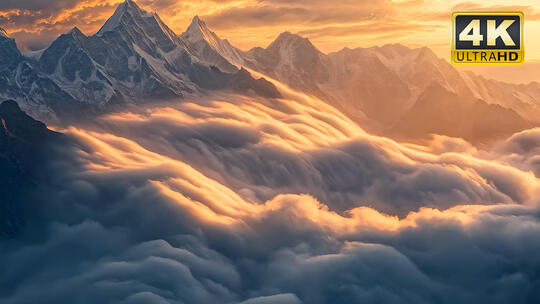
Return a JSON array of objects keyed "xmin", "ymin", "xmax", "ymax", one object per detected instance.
[
  {"xmin": 1, "ymin": 86, "xmax": 540, "ymax": 303},
  {"xmin": 76, "ymin": 94, "xmax": 539, "ymax": 216}
]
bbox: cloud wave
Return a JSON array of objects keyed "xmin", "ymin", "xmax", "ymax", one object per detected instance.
[{"xmin": 2, "ymin": 90, "xmax": 540, "ymax": 303}]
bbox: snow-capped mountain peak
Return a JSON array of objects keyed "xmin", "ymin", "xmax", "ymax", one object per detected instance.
[
  {"xmin": 96, "ymin": 0, "xmax": 128, "ymax": 35},
  {"xmin": 67, "ymin": 27, "xmax": 86, "ymax": 40},
  {"xmin": 152, "ymin": 11, "xmax": 178, "ymax": 43},
  {"xmin": 181, "ymin": 16, "xmax": 245, "ymax": 72},
  {"xmin": 96, "ymin": 0, "xmax": 161, "ymax": 36},
  {"xmin": 0, "ymin": 0, "xmax": 282, "ymax": 122},
  {"xmin": 184, "ymin": 16, "xmax": 219, "ymax": 46},
  {"xmin": 243, "ymin": 31, "xmax": 325, "ymax": 75},
  {"xmin": 267, "ymin": 31, "xmax": 320, "ymax": 55}
]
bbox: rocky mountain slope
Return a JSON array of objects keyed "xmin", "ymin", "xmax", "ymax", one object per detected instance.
[
  {"xmin": 0, "ymin": 0, "xmax": 537, "ymax": 144},
  {"xmin": 193, "ymin": 24, "xmax": 539, "ymax": 143},
  {"xmin": 181, "ymin": 16, "xmax": 245, "ymax": 73},
  {"xmin": 0, "ymin": 0, "xmax": 280, "ymax": 123},
  {"xmin": 0, "ymin": 100, "xmax": 61, "ymax": 237}
]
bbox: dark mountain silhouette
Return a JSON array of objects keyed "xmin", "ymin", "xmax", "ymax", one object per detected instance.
[{"xmin": 0, "ymin": 100, "xmax": 61, "ymax": 237}]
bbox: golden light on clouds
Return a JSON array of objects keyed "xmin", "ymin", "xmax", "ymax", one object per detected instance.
[
  {"xmin": 64, "ymin": 113, "xmax": 530, "ymax": 234},
  {"xmin": 64, "ymin": 121, "xmax": 536, "ymax": 235}
]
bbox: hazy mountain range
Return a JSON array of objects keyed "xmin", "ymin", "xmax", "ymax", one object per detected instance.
[
  {"xmin": 1, "ymin": 0, "xmax": 539, "ymax": 143},
  {"xmin": 181, "ymin": 15, "xmax": 540, "ymax": 144}
]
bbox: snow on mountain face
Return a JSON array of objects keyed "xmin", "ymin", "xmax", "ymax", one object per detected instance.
[
  {"xmin": 364, "ymin": 44, "xmax": 540, "ymax": 124},
  {"xmin": 366, "ymin": 45, "xmax": 473, "ymax": 98},
  {"xmin": 181, "ymin": 16, "xmax": 245, "ymax": 73},
  {"xmin": 89, "ymin": 3, "xmax": 278, "ymax": 100},
  {"xmin": 242, "ymin": 32, "xmax": 412, "ymax": 126},
  {"xmin": 89, "ymin": 1, "xmax": 279, "ymax": 100},
  {"xmin": 266, "ymin": 31, "xmax": 318, "ymax": 54},
  {"xmin": 96, "ymin": 0, "xmax": 131, "ymax": 35},
  {"xmin": 0, "ymin": 0, "xmax": 281, "ymax": 123},
  {"xmin": 98, "ymin": 0, "xmax": 174, "ymax": 42},
  {"xmin": 2, "ymin": 0, "xmax": 536, "ymax": 141},
  {"xmin": 236, "ymin": 31, "xmax": 540, "ymax": 141},
  {"xmin": 460, "ymin": 72, "xmax": 540, "ymax": 123},
  {"xmin": 0, "ymin": 60, "xmax": 81, "ymax": 122},
  {"xmin": 0, "ymin": 0, "xmax": 192, "ymax": 120},
  {"xmin": 0, "ymin": 30, "xmax": 77, "ymax": 121},
  {"xmin": 89, "ymin": 0, "xmax": 196, "ymax": 100},
  {"xmin": 97, "ymin": 0, "xmax": 181, "ymax": 54},
  {"xmin": 242, "ymin": 32, "xmax": 331, "ymax": 105},
  {"xmin": 241, "ymin": 36, "xmax": 424, "ymax": 126},
  {"xmin": 323, "ymin": 47, "xmax": 412, "ymax": 126},
  {"xmin": 38, "ymin": 28, "xmax": 118, "ymax": 106},
  {"xmin": 246, "ymin": 32, "xmax": 327, "ymax": 78}
]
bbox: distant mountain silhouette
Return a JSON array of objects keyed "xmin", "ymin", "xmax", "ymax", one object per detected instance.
[
  {"xmin": 386, "ymin": 83, "xmax": 531, "ymax": 144},
  {"xmin": 201, "ymin": 29, "xmax": 540, "ymax": 144}
]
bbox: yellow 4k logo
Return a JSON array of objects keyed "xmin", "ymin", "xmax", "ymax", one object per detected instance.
[{"xmin": 452, "ymin": 11, "xmax": 524, "ymax": 64}]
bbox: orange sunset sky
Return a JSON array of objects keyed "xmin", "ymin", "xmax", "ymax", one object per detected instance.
[{"xmin": 1, "ymin": 0, "xmax": 539, "ymax": 83}]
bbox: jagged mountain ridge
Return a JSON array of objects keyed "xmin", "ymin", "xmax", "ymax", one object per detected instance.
[
  {"xmin": 189, "ymin": 23, "xmax": 538, "ymax": 143},
  {"xmin": 243, "ymin": 35, "xmax": 539, "ymax": 126},
  {"xmin": 386, "ymin": 83, "xmax": 532, "ymax": 143},
  {"xmin": 0, "ymin": 1, "xmax": 280, "ymax": 123},
  {"xmin": 1, "ymin": 1, "xmax": 538, "ymax": 143},
  {"xmin": 181, "ymin": 16, "xmax": 245, "ymax": 73},
  {"xmin": 0, "ymin": 28, "xmax": 81, "ymax": 122},
  {"xmin": 243, "ymin": 32, "xmax": 333, "ymax": 104}
]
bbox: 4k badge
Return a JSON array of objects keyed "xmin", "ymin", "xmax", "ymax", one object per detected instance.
[{"xmin": 452, "ymin": 11, "xmax": 524, "ymax": 64}]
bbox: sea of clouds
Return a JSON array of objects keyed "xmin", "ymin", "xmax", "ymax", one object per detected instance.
[{"xmin": 1, "ymin": 92, "xmax": 540, "ymax": 304}]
